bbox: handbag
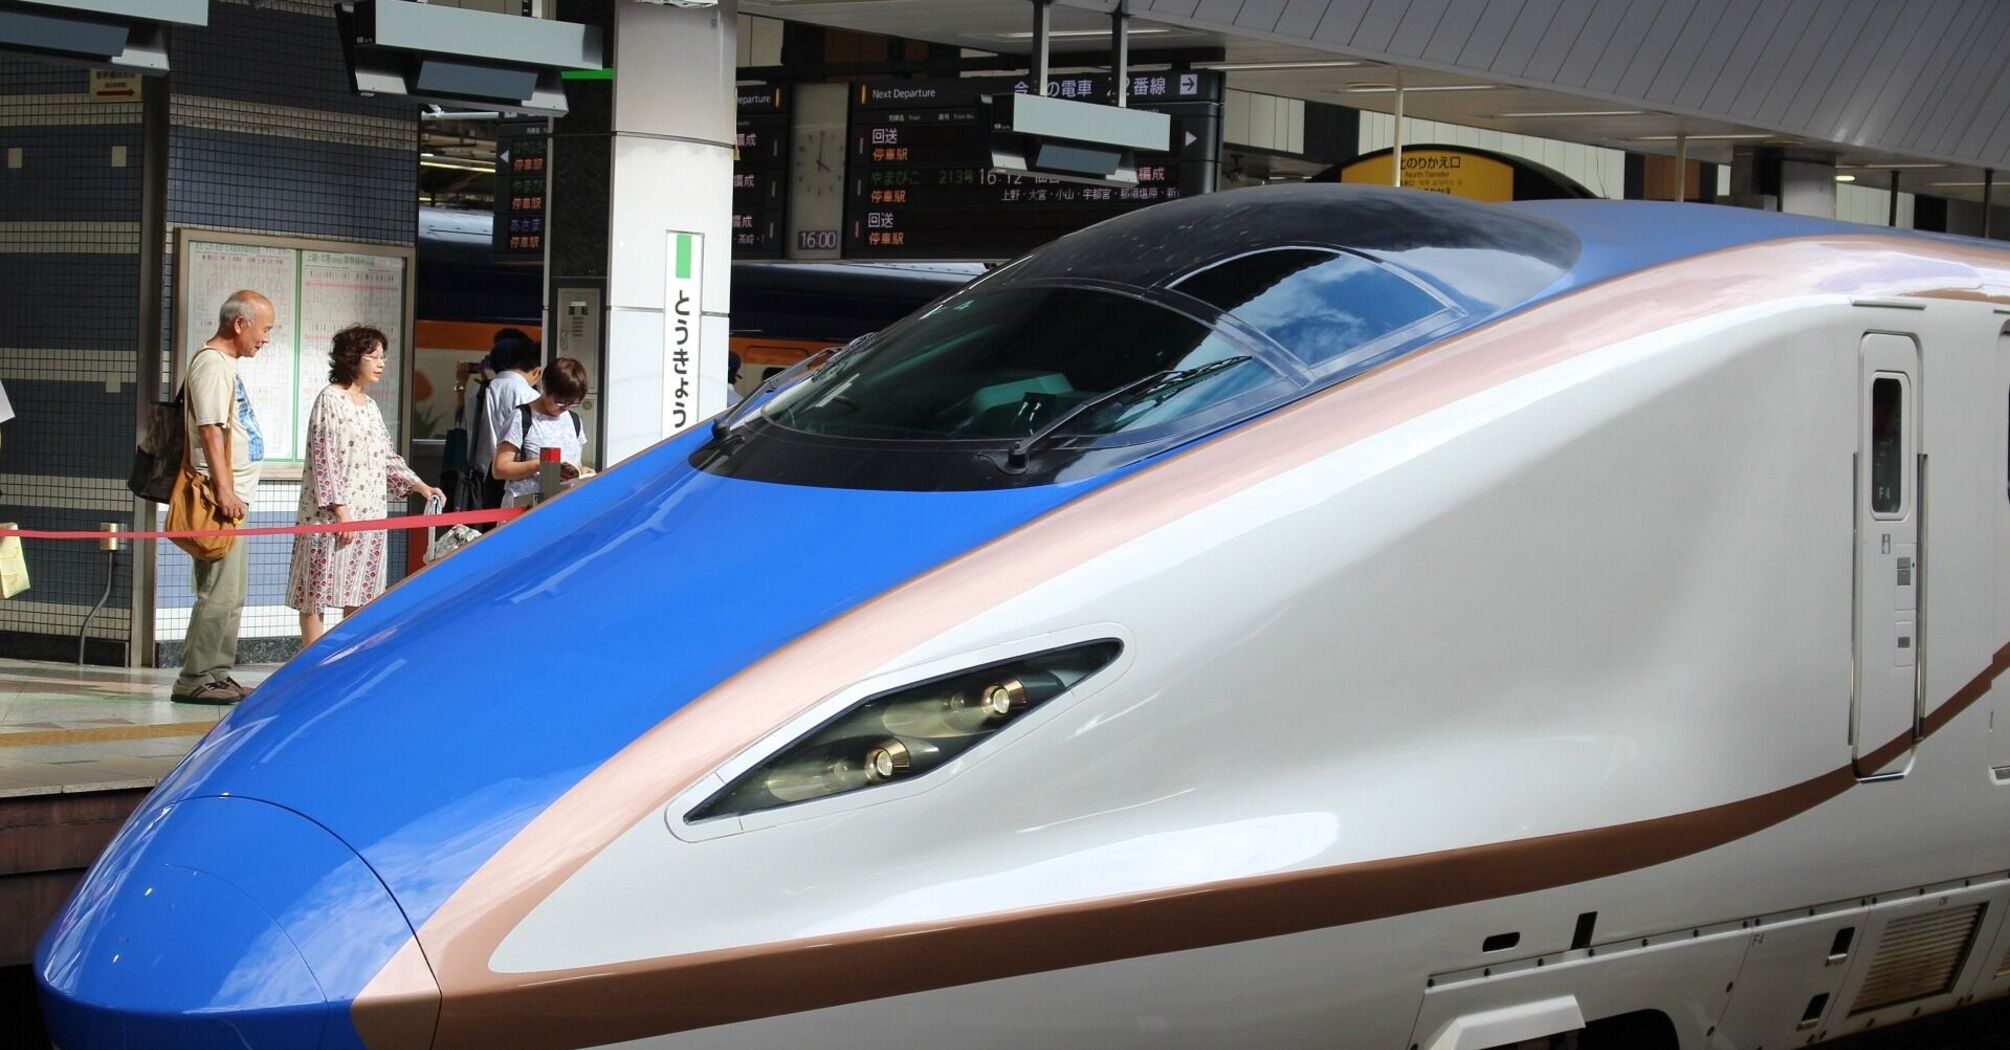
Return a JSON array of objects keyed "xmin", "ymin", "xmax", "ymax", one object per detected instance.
[
  {"xmin": 128, "ymin": 385, "xmax": 186, "ymax": 503},
  {"xmin": 419, "ymin": 493, "xmax": 479, "ymax": 565},
  {"xmin": 166, "ymin": 428, "xmax": 236, "ymax": 562},
  {"xmin": 0, "ymin": 524, "xmax": 28, "ymax": 599}
]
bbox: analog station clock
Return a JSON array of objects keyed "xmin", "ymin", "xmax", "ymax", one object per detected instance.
[{"xmin": 792, "ymin": 125, "xmax": 842, "ymax": 201}]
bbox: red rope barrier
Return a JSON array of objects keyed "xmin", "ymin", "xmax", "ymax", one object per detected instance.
[{"xmin": 0, "ymin": 507, "xmax": 524, "ymax": 541}]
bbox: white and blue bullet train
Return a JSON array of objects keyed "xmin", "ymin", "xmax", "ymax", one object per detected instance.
[{"xmin": 36, "ymin": 184, "xmax": 2010, "ymax": 1049}]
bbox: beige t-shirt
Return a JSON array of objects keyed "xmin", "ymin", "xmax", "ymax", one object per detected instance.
[{"xmin": 184, "ymin": 347, "xmax": 261, "ymax": 495}]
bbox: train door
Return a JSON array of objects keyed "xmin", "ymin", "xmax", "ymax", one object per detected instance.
[
  {"xmin": 1994, "ymin": 330, "xmax": 2010, "ymax": 780},
  {"xmin": 1855, "ymin": 333, "xmax": 1921, "ymax": 779}
]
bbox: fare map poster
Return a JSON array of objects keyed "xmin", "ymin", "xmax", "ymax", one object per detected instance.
[
  {"xmin": 178, "ymin": 235, "xmax": 411, "ymax": 468},
  {"xmin": 845, "ymin": 72, "xmax": 1222, "ymax": 259}
]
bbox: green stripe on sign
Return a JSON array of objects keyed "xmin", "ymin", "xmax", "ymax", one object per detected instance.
[{"xmin": 675, "ymin": 234, "xmax": 693, "ymax": 280}]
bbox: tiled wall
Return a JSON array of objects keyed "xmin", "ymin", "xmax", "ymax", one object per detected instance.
[
  {"xmin": 0, "ymin": 67, "xmax": 146, "ymax": 663},
  {"xmin": 0, "ymin": 0, "xmax": 419, "ymax": 666},
  {"xmin": 153, "ymin": 0, "xmax": 419, "ymax": 666}
]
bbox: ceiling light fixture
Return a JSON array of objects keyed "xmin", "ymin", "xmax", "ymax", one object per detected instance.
[
  {"xmin": 421, "ymin": 159, "xmax": 496, "ymax": 173},
  {"xmin": 1834, "ymin": 173, "xmax": 1856, "ymax": 182},
  {"xmin": 1633, "ymin": 133, "xmax": 1774, "ymax": 141},
  {"xmin": 995, "ymin": 27, "xmax": 1173, "ymax": 39},
  {"xmin": 1196, "ymin": 60, "xmax": 1368, "ymax": 71},
  {"xmin": 1493, "ymin": 109, "xmax": 1646, "ymax": 118},
  {"xmin": 1345, "ymin": 83, "xmax": 1496, "ymax": 93}
]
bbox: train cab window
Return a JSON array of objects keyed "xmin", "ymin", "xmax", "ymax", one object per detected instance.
[
  {"xmin": 754, "ymin": 285, "xmax": 1291, "ymax": 443},
  {"xmin": 1871, "ymin": 376, "xmax": 1903, "ymax": 515},
  {"xmin": 1169, "ymin": 249, "xmax": 1457, "ymax": 371}
]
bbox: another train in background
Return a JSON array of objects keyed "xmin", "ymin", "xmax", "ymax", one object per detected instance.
[{"xmin": 411, "ymin": 207, "xmax": 982, "ymax": 443}]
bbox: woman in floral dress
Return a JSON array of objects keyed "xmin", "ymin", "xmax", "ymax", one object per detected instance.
[{"xmin": 289, "ymin": 325, "xmax": 438, "ymax": 646}]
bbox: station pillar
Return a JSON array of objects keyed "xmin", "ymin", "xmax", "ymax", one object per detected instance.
[
  {"xmin": 1726, "ymin": 145, "xmax": 1838, "ymax": 218},
  {"xmin": 567, "ymin": 0, "xmax": 738, "ymax": 465}
]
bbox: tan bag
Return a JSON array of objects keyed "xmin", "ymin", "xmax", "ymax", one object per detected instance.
[
  {"xmin": 169, "ymin": 424, "xmax": 236, "ymax": 562},
  {"xmin": 0, "ymin": 525, "xmax": 28, "ymax": 598}
]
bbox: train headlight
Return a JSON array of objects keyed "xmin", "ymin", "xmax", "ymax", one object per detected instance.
[{"xmin": 687, "ymin": 641, "xmax": 1120, "ymax": 821}]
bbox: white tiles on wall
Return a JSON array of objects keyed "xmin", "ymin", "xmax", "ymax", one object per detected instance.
[
  {"xmin": 1835, "ymin": 182, "xmax": 1916, "ymax": 229},
  {"xmin": 1224, "ymin": 91, "xmax": 1306, "ymax": 155}
]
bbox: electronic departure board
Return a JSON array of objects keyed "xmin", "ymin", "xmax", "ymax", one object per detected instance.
[
  {"xmin": 845, "ymin": 72, "xmax": 1222, "ymax": 259},
  {"xmin": 493, "ymin": 117, "xmax": 549, "ymax": 257},
  {"xmin": 733, "ymin": 87, "xmax": 789, "ymax": 259}
]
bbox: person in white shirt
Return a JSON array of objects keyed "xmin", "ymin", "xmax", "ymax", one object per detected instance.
[
  {"xmin": 469, "ymin": 339, "xmax": 542, "ymax": 509},
  {"xmin": 492, "ymin": 356, "xmax": 592, "ymax": 506}
]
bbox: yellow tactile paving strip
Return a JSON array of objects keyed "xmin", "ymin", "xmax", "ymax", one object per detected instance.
[{"xmin": 0, "ymin": 721, "xmax": 214, "ymax": 748}]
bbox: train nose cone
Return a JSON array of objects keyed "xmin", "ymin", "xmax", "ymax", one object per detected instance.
[{"xmin": 35, "ymin": 795, "xmax": 437, "ymax": 1050}]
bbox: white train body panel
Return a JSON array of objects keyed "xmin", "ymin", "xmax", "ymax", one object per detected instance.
[
  {"xmin": 35, "ymin": 188, "xmax": 2010, "ymax": 1050},
  {"xmin": 504, "ymin": 296, "xmax": 2010, "ymax": 1047}
]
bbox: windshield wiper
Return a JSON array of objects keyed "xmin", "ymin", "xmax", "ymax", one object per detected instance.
[
  {"xmin": 1004, "ymin": 355, "xmax": 1251, "ymax": 472},
  {"xmin": 710, "ymin": 333, "xmax": 876, "ymax": 442}
]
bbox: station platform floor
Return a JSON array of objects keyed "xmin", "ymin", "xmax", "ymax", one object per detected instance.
[{"xmin": 0, "ymin": 658, "xmax": 274, "ymax": 798}]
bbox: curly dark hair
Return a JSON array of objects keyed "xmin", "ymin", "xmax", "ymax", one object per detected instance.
[{"xmin": 328, "ymin": 325, "xmax": 388, "ymax": 385}]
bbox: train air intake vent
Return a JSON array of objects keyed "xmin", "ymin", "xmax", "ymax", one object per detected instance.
[
  {"xmin": 1998, "ymin": 944, "xmax": 2010, "ymax": 980},
  {"xmin": 1849, "ymin": 905, "xmax": 1985, "ymax": 1015}
]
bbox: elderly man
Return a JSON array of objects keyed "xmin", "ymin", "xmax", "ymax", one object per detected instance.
[{"xmin": 173, "ymin": 290, "xmax": 273, "ymax": 705}]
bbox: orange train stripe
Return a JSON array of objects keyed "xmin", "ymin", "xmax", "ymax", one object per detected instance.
[{"xmin": 415, "ymin": 320, "xmax": 544, "ymax": 353}]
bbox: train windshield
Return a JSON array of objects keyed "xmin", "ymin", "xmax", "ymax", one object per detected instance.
[{"xmin": 751, "ymin": 285, "xmax": 1291, "ymax": 443}]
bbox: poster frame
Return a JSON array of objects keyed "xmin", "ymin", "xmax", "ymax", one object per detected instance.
[{"xmin": 171, "ymin": 227, "xmax": 417, "ymax": 481}]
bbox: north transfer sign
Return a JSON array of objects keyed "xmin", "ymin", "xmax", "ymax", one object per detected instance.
[{"xmin": 1339, "ymin": 149, "xmax": 1516, "ymax": 203}]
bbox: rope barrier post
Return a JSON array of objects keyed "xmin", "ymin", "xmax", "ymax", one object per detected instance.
[
  {"xmin": 537, "ymin": 446, "xmax": 563, "ymax": 504},
  {"xmin": 79, "ymin": 523, "xmax": 120, "ymax": 666}
]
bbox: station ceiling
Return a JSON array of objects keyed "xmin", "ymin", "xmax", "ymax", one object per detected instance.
[{"xmin": 743, "ymin": 0, "xmax": 2010, "ymax": 203}]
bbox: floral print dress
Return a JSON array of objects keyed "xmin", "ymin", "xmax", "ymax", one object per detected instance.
[{"xmin": 287, "ymin": 385, "xmax": 420, "ymax": 612}]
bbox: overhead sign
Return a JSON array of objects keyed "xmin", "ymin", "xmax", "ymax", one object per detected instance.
[
  {"xmin": 1339, "ymin": 149, "xmax": 1515, "ymax": 203},
  {"xmin": 733, "ymin": 87, "xmax": 789, "ymax": 259},
  {"xmin": 493, "ymin": 118, "xmax": 549, "ymax": 256},
  {"xmin": 843, "ymin": 72, "xmax": 1222, "ymax": 259}
]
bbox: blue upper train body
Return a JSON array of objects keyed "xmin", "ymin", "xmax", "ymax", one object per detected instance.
[{"xmin": 35, "ymin": 186, "xmax": 1909, "ymax": 1048}]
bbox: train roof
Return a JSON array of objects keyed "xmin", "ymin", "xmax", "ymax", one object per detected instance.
[{"xmin": 990, "ymin": 183, "xmax": 2007, "ymax": 322}]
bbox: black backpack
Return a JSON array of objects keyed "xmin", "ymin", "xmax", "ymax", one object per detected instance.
[{"xmin": 127, "ymin": 385, "xmax": 186, "ymax": 503}]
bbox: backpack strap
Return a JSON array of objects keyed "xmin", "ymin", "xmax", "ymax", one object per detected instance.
[
  {"xmin": 569, "ymin": 411, "xmax": 582, "ymax": 439},
  {"xmin": 470, "ymin": 376, "xmax": 495, "ymax": 460},
  {"xmin": 516, "ymin": 402, "xmax": 535, "ymax": 462}
]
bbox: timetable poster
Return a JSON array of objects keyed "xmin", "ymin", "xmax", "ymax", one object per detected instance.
[
  {"xmin": 179, "ymin": 242, "xmax": 301, "ymax": 460},
  {"xmin": 301, "ymin": 251, "xmax": 408, "ymax": 447},
  {"xmin": 177, "ymin": 234, "xmax": 411, "ymax": 468}
]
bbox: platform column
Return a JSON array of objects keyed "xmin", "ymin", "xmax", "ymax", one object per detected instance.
[
  {"xmin": 1726, "ymin": 145, "xmax": 1837, "ymax": 218},
  {"xmin": 601, "ymin": 0, "xmax": 737, "ymax": 463}
]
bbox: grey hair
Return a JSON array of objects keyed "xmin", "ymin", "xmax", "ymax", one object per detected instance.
[{"xmin": 218, "ymin": 290, "xmax": 270, "ymax": 328}]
